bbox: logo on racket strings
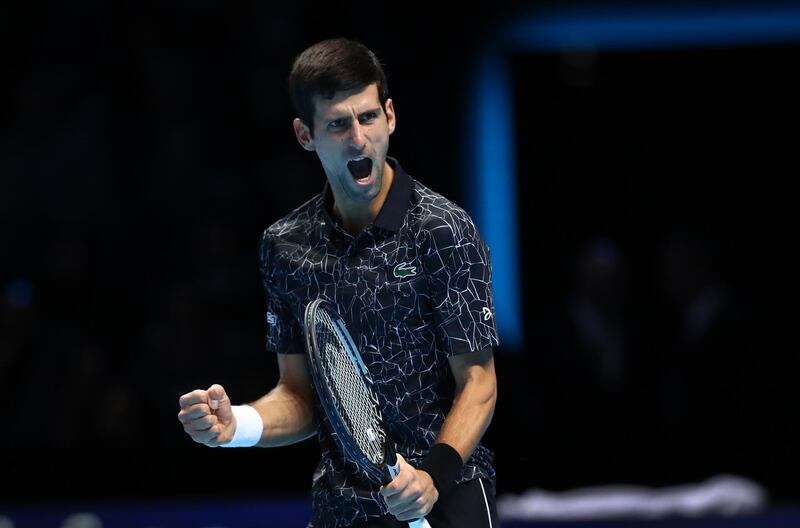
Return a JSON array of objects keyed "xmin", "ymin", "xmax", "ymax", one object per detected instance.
[
  {"xmin": 482, "ymin": 307, "xmax": 493, "ymax": 321},
  {"xmin": 366, "ymin": 427, "xmax": 377, "ymax": 442}
]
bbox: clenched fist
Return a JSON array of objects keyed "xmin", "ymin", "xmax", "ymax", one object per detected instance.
[{"xmin": 177, "ymin": 384, "xmax": 235, "ymax": 447}]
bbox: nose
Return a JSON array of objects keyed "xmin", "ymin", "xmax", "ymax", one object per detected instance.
[{"xmin": 349, "ymin": 121, "xmax": 366, "ymax": 150}]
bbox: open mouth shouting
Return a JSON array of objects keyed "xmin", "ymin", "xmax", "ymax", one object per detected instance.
[{"xmin": 347, "ymin": 156, "xmax": 374, "ymax": 185}]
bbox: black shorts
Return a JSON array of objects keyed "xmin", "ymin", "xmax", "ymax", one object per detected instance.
[{"xmin": 354, "ymin": 478, "xmax": 499, "ymax": 528}]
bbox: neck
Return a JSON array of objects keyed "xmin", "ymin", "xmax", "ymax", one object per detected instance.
[{"xmin": 332, "ymin": 162, "xmax": 394, "ymax": 236}]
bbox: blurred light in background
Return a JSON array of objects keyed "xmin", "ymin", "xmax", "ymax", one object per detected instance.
[
  {"xmin": 468, "ymin": 2, "xmax": 800, "ymax": 350},
  {"xmin": 469, "ymin": 52, "xmax": 522, "ymax": 349},
  {"xmin": 5, "ymin": 278, "xmax": 34, "ymax": 310}
]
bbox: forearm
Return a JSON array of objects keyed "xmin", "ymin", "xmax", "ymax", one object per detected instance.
[
  {"xmin": 436, "ymin": 364, "xmax": 497, "ymax": 461},
  {"xmin": 247, "ymin": 382, "xmax": 317, "ymax": 447}
]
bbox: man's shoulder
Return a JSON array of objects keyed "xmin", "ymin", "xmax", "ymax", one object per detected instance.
[
  {"xmin": 259, "ymin": 193, "xmax": 323, "ymax": 258},
  {"xmin": 409, "ymin": 180, "xmax": 480, "ymax": 238},
  {"xmin": 261, "ymin": 193, "xmax": 323, "ymax": 242}
]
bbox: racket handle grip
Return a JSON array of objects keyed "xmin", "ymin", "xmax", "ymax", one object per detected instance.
[
  {"xmin": 387, "ymin": 461, "xmax": 432, "ymax": 528},
  {"xmin": 387, "ymin": 460, "xmax": 400, "ymax": 479}
]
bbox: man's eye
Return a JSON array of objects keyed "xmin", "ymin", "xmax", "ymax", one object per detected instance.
[
  {"xmin": 359, "ymin": 112, "xmax": 377, "ymax": 123},
  {"xmin": 329, "ymin": 119, "xmax": 345, "ymax": 129}
]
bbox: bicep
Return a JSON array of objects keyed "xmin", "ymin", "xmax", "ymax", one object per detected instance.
[
  {"xmin": 278, "ymin": 353, "xmax": 314, "ymax": 402},
  {"xmin": 447, "ymin": 347, "xmax": 496, "ymax": 393}
]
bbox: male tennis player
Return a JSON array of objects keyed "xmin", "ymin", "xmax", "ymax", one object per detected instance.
[{"xmin": 178, "ymin": 38, "xmax": 499, "ymax": 528}]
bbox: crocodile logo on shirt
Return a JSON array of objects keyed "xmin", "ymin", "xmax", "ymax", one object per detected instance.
[{"xmin": 393, "ymin": 262, "xmax": 417, "ymax": 278}]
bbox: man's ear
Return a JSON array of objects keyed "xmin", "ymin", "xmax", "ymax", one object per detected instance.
[
  {"xmin": 385, "ymin": 98, "xmax": 396, "ymax": 136},
  {"xmin": 293, "ymin": 118, "xmax": 315, "ymax": 151}
]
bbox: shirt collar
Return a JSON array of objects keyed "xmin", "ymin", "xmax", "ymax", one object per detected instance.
[
  {"xmin": 372, "ymin": 157, "xmax": 412, "ymax": 233},
  {"xmin": 320, "ymin": 156, "xmax": 412, "ymax": 235}
]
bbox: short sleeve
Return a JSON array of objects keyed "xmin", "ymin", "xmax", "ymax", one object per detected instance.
[
  {"xmin": 259, "ymin": 230, "xmax": 303, "ymax": 354},
  {"xmin": 422, "ymin": 209, "xmax": 500, "ymax": 356}
]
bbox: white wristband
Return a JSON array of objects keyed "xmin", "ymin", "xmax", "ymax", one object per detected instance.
[{"xmin": 222, "ymin": 405, "xmax": 263, "ymax": 448}]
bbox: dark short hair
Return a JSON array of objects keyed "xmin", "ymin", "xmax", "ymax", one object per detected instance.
[{"xmin": 288, "ymin": 38, "xmax": 389, "ymax": 135}]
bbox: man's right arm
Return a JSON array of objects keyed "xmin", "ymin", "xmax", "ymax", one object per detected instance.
[
  {"xmin": 178, "ymin": 353, "xmax": 317, "ymax": 447},
  {"xmin": 249, "ymin": 353, "xmax": 317, "ymax": 446}
]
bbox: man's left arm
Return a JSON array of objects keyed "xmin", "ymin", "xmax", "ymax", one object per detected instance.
[
  {"xmin": 381, "ymin": 347, "xmax": 497, "ymax": 521},
  {"xmin": 382, "ymin": 210, "xmax": 499, "ymax": 521},
  {"xmin": 437, "ymin": 347, "xmax": 497, "ymax": 459}
]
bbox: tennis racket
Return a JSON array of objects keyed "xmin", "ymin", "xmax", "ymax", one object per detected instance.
[{"xmin": 303, "ymin": 299, "xmax": 432, "ymax": 528}]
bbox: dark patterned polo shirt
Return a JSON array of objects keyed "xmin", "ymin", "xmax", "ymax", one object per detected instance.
[{"xmin": 259, "ymin": 157, "xmax": 499, "ymax": 528}]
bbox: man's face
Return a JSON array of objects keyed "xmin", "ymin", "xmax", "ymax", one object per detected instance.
[{"xmin": 294, "ymin": 84, "xmax": 396, "ymax": 206}]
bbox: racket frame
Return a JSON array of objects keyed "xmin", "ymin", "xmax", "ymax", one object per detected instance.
[{"xmin": 304, "ymin": 299, "xmax": 397, "ymax": 484}]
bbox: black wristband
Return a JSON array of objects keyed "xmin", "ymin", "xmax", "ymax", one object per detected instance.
[{"xmin": 418, "ymin": 443, "xmax": 463, "ymax": 496}]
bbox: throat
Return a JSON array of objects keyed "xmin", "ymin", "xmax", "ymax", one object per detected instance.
[{"xmin": 332, "ymin": 203, "xmax": 372, "ymax": 236}]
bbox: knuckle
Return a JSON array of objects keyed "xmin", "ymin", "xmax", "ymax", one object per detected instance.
[
  {"xmin": 211, "ymin": 426, "xmax": 224, "ymax": 443},
  {"xmin": 191, "ymin": 419, "xmax": 208, "ymax": 431}
]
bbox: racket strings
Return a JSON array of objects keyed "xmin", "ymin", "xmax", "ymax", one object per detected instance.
[{"xmin": 315, "ymin": 309, "xmax": 386, "ymax": 466}]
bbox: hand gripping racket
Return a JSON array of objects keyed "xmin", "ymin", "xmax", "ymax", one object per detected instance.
[{"xmin": 304, "ymin": 299, "xmax": 432, "ymax": 528}]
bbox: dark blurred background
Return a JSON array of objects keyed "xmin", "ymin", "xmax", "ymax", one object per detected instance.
[{"xmin": 1, "ymin": 0, "xmax": 796, "ymax": 513}]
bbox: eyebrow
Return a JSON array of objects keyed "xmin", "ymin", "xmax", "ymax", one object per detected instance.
[{"xmin": 322, "ymin": 107, "xmax": 382, "ymax": 122}]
